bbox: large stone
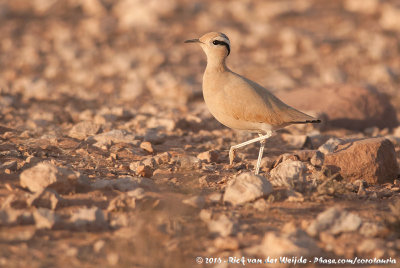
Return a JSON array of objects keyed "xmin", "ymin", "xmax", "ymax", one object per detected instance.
[
  {"xmin": 223, "ymin": 172, "xmax": 273, "ymax": 206},
  {"xmin": 207, "ymin": 215, "xmax": 237, "ymax": 237},
  {"xmin": 196, "ymin": 150, "xmax": 219, "ymax": 163},
  {"xmin": 276, "ymin": 85, "xmax": 398, "ymax": 131},
  {"xmin": 69, "ymin": 207, "xmax": 107, "ymax": 230},
  {"xmin": 246, "ymin": 229, "xmax": 321, "ymax": 258},
  {"xmin": 318, "ymin": 137, "xmax": 345, "ymax": 154},
  {"xmin": 323, "ymin": 138, "xmax": 398, "ymax": 184},
  {"xmin": 307, "ymin": 207, "xmax": 362, "ymax": 237},
  {"xmin": 270, "ymin": 160, "xmax": 307, "ymax": 187},
  {"xmin": 88, "ymin": 129, "xmax": 136, "ymax": 148},
  {"xmin": 68, "ymin": 121, "xmax": 101, "ymax": 140},
  {"xmin": 178, "ymin": 156, "xmax": 202, "ymax": 170},
  {"xmin": 20, "ymin": 162, "xmax": 87, "ymax": 194}
]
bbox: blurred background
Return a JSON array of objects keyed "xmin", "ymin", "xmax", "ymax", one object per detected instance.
[
  {"xmin": 0, "ymin": 0, "xmax": 399, "ymax": 118},
  {"xmin": 1, "ymin": 1, "xmax": 400, "ymax": 267}
]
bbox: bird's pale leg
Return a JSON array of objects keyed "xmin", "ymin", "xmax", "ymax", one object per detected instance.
[
  {"xmin": 255, "ymin": 134, "xmax": 266, "ymax": 175},
  {"xmin": 229, "ymin": 131, "xmax": 272, "ymax": 170}
]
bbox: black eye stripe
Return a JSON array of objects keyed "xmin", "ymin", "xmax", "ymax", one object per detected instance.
[
  {"xmin": 212, "ymin": 40, "xmax": 227, "ymax": 46},
  {"xmin": 212, "ymin": 40, "xmax": 230, "ymax": 55}
]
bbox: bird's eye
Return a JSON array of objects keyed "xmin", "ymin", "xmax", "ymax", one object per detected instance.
[{"xmin": 212, "ymin": 40, "xmax": 219, "ymax": 45}]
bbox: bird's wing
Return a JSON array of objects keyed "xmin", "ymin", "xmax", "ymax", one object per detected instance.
[{"xmin": 221, "ymin": 72, "xmax": 318, "ymax": 126}]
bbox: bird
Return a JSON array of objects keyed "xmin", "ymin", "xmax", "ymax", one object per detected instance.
[{"xmin": 185, "ymin": 32, "xmax": 320, "ymax": 175}]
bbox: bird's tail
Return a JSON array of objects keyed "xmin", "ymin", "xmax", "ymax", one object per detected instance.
[{"xmin": 283, "ymin": 107, "xmax": 321, "ymax": 124}]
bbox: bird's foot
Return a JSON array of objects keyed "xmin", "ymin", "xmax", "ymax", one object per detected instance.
[{"xmin": 229, "ymin": 148, "xmax": 236, "ymax": 166}]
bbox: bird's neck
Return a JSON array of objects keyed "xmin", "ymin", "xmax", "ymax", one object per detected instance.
[{"xmin": 205, "ymin": 57, "xmax": 228, "ymax": 73}]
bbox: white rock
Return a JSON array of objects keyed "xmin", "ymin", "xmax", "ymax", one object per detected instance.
[
  {"xmin": 207, "ymin": 215, "xmax": 237, "ymax": 237},
  {"xmin": 146, "ymin": 117, "xmax": 176, "ymax": 132},
  {"xmin": 270, "ymin": 160, "xmax": 307, "ymax": 188},
  {"xmin": 153, "ymin": 152, "xmax": 171, "ymax": 165},
  {"xmin": 93, "ymin": 240, "xmax": 106, "ymax": 253},
  {"xmin": 307, "ymin": 207, "xmax": 362, "ymax": 237},
  {"xmin": 199, "ymin": 209, "xmax": 213, "ymax": 223},
  {"xmin": 33, "ymin": 208, "xmax": 59, "ymax": 229},
  {"xmin": 359, "ymin": 222, "xmax": 385, "ymax": 237},
  {"xmin": 252, "ymin": 198, "xmax": 269, "ymax": 211},
  {"xmin": 208, "ymin": 193, "xmax": 222, "ymax": 203},
  {"xmin": 20, "ymin": 162, "xmax": 85, "ymax": 193},
  {"xmin": 68, "ymin": 121, "xmax": 101, "ymax": 140},
  {"xmin": 357, "ymin": 238, "xmax": 384, "ymax": 254},
  {"xmin": 247, "ymin": 230, "xmax": 321, "ymax": 257},
  {"xmin": 179, "ymin": 156, "xmax": 201, "ymax": 170},
  {"xmin": 223, "ymin": 172, "xmax": 273, "ymax": 206},
  {"xmin": 318, "ymin": 137, "xmax": 344, "ymax": 154},
  {"xmin": 69, "ymin": 207, "xmax": 107, "ymax": 229},
  {"xmin": 88, "ymin": 129, "xmax": 136, "ymax": 148}
]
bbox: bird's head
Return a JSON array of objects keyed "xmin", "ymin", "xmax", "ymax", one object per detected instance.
[{"xmin": 185, "ymin": 32, "xmax": 230, "ymax": 60}]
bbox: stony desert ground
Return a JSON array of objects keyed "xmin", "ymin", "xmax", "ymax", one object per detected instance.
[{"xmin": 1, "ymin": 0, "xmax": 400, "ymax": 267}]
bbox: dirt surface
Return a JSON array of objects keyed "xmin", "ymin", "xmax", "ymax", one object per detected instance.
[{"xmin": 1, "ymin": 0, "xmax": 400, "ymax": 267}]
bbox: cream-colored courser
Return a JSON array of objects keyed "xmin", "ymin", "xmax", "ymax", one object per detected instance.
[{"xmin": 185, "ymin": 32, "xmax": 320, "ymax": 175}]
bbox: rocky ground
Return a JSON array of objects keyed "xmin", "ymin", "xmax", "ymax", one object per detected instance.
[{"xmin": 1, "ymin": 0, "xmax": 400, "ymax": 267}]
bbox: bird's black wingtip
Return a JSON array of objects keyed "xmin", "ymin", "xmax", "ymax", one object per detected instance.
[{"xmin": 291, "ymin": 119, "xmax": 322, "ymax": 124}]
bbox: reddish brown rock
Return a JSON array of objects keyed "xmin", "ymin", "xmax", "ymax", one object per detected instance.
[
  {"xmin": 136, "ymin": 165, "xmax": 154, "ymax": 178},
  {"xmin": 324, "ymin": 138, "xmax": 398, "ymax": 184},
  {"xmin": 276, "ymin": 85, "xmax": 398, "ymax": 131},
  {"xmin": 140, "ymin": 141, "xmax": 154, "ymax": 153},
  {"xmin": 196, "ymin": 150, "xmax": 219, "ymax": 163}
]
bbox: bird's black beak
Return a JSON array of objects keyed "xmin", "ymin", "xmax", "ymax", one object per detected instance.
[{"xmin": 184, "ymin": 39, "xmax": 201, "ymax": 43}]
